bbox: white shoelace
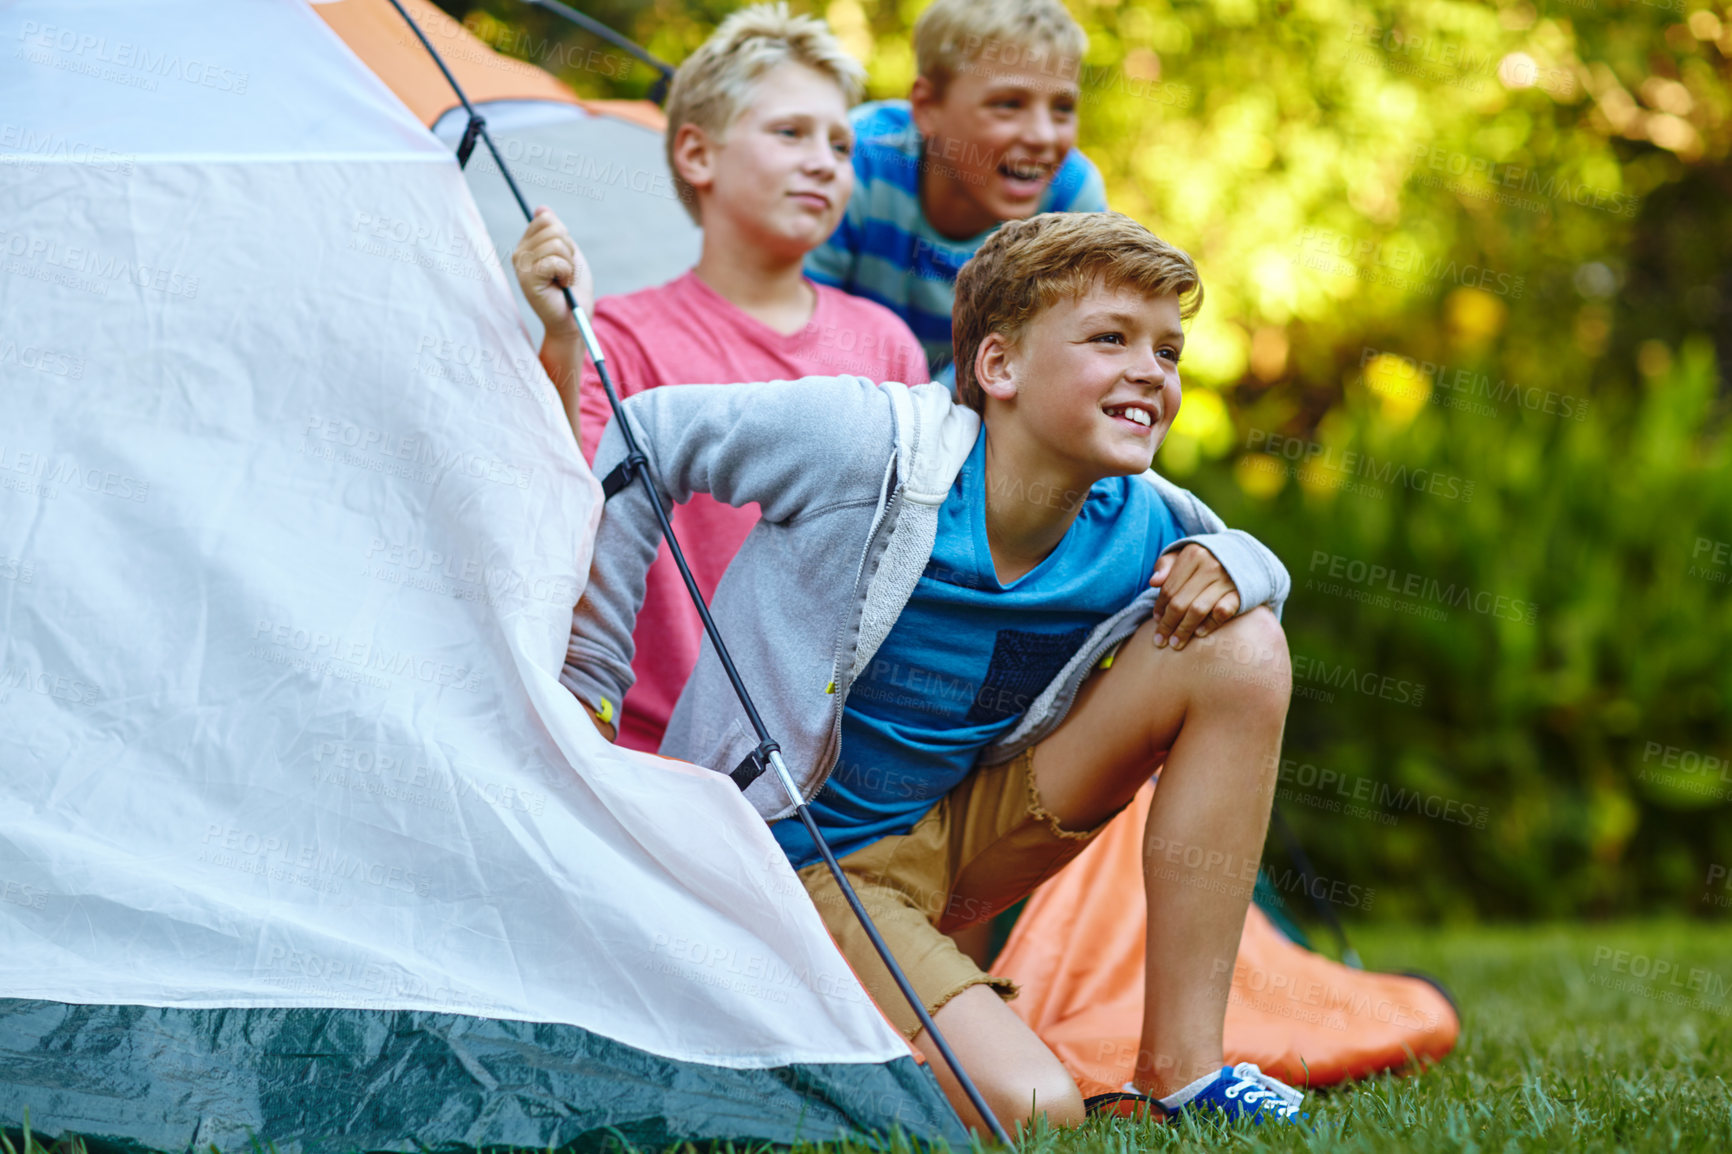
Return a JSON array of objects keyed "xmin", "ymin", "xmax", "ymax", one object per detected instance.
[
  {"xmin": 1221, "ymin": 1061, "xmax": 1304, "ymax": 1117},
  {"xmin": 1123, "ymin": 1062, "xmax": 1306, "ymax": 1118}
]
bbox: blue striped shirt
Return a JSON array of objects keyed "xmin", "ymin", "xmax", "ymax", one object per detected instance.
[{"xmin": 806, "ymin": 100, "xmax": 1109, "ymax": 374}]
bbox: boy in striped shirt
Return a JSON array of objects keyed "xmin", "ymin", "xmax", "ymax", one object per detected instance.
[{"xmin": 806, "ymin": 0, "xmax": 1107, "ymax": 378}]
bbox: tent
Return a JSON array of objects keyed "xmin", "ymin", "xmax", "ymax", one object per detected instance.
[
  {"xmin": 0, "ymin": 1, "xmax": 963, "ymax": 1148},
  {"xmin": 314, "ymin": 0, "xmax": 701, "ymax": 324},
  {"xmin": 0, "ymin": 0, "xmax": 1458, "ymax": 1144}
]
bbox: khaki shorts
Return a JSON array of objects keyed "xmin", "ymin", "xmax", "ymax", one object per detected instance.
[{"xmin": 796, "ymin": 745, "xmax": 1119, "ymax": 1039}]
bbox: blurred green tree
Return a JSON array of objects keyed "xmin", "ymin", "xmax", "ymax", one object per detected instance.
[{"xmin": 432, "ymin": 0, "xmax": 1732, "ymax": 920}]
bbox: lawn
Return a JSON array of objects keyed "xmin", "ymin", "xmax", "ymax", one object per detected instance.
[
  {"xmin": 1012, "ymin": 919, "xmax": 1732, "ymax": 1153},
  {"xmin": 5, "ymin": 921, "xmax": 1729, "ymax": 1154}
]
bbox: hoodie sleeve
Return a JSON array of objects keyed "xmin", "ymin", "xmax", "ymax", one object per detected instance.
[
  {"xmin": 1144, "ymin": 471, "xmax": 1291, "ymax": 620},
  {"xmin": 561, "ymin": 375, "xmax": 895, "ymax": 721}
]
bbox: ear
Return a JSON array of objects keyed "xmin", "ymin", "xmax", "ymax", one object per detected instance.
[
  {"xmin": 909, "ymin": 74, "xmax": 942, "ymax": 139},
  {"xmin": 974, "ymin": 332, "xmax": 1019, "ymax": 404},
  {"xmin": 670, "ymin": 123, "xmax": 717, "ymax": 199}
]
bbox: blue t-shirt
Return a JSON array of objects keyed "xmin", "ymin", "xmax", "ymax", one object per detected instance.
[
  {"xmin": 774, "ymin": 430, "xmax": 1182, "ymax": 869},
  {"xmin": 805, "ymin": 101, "xmax": 1109, "ymax": 374}
]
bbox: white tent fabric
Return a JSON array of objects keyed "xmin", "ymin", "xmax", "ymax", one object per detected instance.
[{"xmin": 0, "ymin": 0, "xmax": 905, "ymax": 1071}]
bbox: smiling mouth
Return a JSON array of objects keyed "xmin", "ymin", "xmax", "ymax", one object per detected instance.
[
  {"xmin": 998, "ymin": 161, "xmax": 1051, "ymax": 184},
  {"xmin": 1103, "ymin": 403, "xmax": 1156, "ymax": 429}
]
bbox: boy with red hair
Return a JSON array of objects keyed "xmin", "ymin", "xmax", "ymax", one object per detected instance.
[{"xmin": 564, "ymin": 211, "xmax": 1305, "ymax": 1130}]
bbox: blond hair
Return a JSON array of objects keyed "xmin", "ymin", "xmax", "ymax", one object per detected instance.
[
  {"xmin": 952, "ymin": 212, "xmax": 1203, "ymax": 412},
  {"xmin": 913, "ymin": 0, "xmax": 1087, "ymax": 97},
  {"xmin": 663, "ymin": 3, "xmax": 866, "ymax": 222}
]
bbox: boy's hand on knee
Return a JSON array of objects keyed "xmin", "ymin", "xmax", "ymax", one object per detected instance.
[
  {"xmin": 1149, "ymin": 544, "xmax": 1239, "ymax": 651},
  {"xmin": 512, "ymin": 206, "xmax": 593, "ymax": 336}
]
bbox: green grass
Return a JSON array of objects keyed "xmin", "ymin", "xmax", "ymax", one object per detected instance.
[
  {"xmin": 1010, "ymin": 920, "xmax": 1732, "ymax": 1153},
  {"xmin": 6, "ymin": 921, "xmax": 1730, "ymax": 1154}
]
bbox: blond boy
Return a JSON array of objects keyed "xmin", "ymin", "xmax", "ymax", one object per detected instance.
[
  {"xmin": 805, "ymin": 0, "xmax": 1105, "ymax": 376},
  {"xmin": 516, "ymin": 4, "xmax": 927, "ymax": 753}
]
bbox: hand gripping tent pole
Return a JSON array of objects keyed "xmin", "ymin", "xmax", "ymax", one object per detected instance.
[{"xmin": 379, "ymin": 2, "xmax": 1013, "ymax": 1143}]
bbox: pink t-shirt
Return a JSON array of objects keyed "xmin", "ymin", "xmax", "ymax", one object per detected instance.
[{"xmin": 578, "ymin": 271, "xmax": 929, "ymax": 753}]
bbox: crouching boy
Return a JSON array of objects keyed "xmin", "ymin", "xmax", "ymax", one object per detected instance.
[{"xmin": 565, "ymin": 212, "xmax": 1304, "ymax": 1130}]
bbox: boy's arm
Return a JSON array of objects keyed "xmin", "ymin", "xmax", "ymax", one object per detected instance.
[
  {"xmin": 561, "ymin": 376, "xmax": 892, "ymax": 725},
  {"xmin": 513, "ymin": 208, "xmax": 595, "ymax": 442},
  {"xmin": 1145, "ymin": 470, "xmax": 1291, "ymax": 630},
  {"xmin": 1161, "ymin": 533, "xmax": 1290, "ymax": 620}
]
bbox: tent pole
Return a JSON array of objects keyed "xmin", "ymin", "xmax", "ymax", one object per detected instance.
[
  {"xmin": 379, "ymin": 2, "xmax": 1014, "ymax": 1144},
  {"xmin": 522, "ymin": 0, "xmax": 677, "ymax": 104}
]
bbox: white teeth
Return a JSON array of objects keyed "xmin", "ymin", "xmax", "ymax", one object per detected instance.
[{"xmin": 1108, "ymin": 405, "xmax": 1152, "ymax": 427}]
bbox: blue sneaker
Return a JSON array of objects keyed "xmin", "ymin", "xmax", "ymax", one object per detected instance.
[{"xmin": 1123, "ymin": 1062, "xmax": 1307, "ymax": 1125}]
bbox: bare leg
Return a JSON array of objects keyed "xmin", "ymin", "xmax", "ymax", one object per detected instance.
[
  {"xmin": 1022, "ymin": 607, "xmax": 1290, "ymax": 1098},
  {"xmin": 910, "ymin": 985, "xmax": 1085, "ymax": 1135},
  {"xmin": 948, "ymin": 921, "xmax": 995, "ymax": 968},
  {"xmin": 907, "ymin": 607, "xmax": 1289, "ymax": 1127}
]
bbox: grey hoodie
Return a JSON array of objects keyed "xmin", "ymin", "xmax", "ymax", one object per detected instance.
[{"xmin": 564, "ymin": 376, "xmax": 1291, "ymax": 822}]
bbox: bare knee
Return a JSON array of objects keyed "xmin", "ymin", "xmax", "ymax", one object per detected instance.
[
  {"xmin": 1208, "ymin": 605, "xmax": 1288, "ymax": 662},
  {"xmin": 916, "ymin": 986, "xmax": 1087, "ymax": 1133},
  {"xmin": 1189, "ymin": 606, "xmax": 1291, "ymax": 714},
  {"xmin": 989, "ymin": 1066, "xmax": 1085, "ymax": 1131}
]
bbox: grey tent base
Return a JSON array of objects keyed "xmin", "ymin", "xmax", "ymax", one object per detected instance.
[{"xmin": 0, "ymin": 1000, "xmax": 968, "ymax": 1154}]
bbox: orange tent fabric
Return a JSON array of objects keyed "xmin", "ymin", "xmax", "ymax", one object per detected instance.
[
  {"xmin": 316, "ymin": 0, "xmax": 665, "ymax": 131},
  {"xmin": 992, "ymin": 782, "xmax": 1458, "ymax": 1094}
]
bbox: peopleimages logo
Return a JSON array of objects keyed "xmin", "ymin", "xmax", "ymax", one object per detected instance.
[
  {"xmin": 0, "ymin": 123, "xmax": 134, "ymax": 174},
  {"xmin": 1246, "ymin": 429, "xmax": 1476, "ymax": 502},
  {"xmin": 17, "ymin": 21, "xmax": 250, "ymax": 94},
  {"xmin": 1292, "ymin": 228, "xmax": 1525, "ymax": 299},
  {"xmin": 1275, "ymin": 755, "xmax": 1490, "ymax": 829},
  {"xmin": 0, "ymin": 228, "xmax": 200, "ymax": 299},
  {"xmin": 1589, "ymin": 946, "xmax": 1732, "ymax": 1009},
  {"xmin": 200, "ymin": 824, "xmax": 434, "ymax": 898},
  {"xmin": 1690, "ymin": 536, "xmax": 1732, "ymax": 586},
  {"xmin": 301, "ymin": 414, "xmax": 533, "ymax": 490},
  {"xmin": 1635, "ymin": 740, "xmax": 1732, "ymax": 804},
  {"xmin": 1706, "ymin": 865, "xmax": 1732, "ymax": 909},
  {"xmin": 1307, "ymin": 550, "xmax": 1538, "ymax": 624},
  {"xmin": 1292, "ymin": 653, "xmax": 1426, "ymax": 708},
  {"xmin": 0, "ymin": 338, "xmax": 85, "ymax": 380},
  {"xmin": 1360, "ymin": 347, "xmax": 1590, "ymax": 423},
  {"xmin": 250, "ymin": 617, "xmax": 486, "ymax": 694},
  {"xmin": 1408, "ymin": 144, "xmax": 1639, "ymax": 220},
  {"xmin": 0, "ymin": 664, "xmax": 101, "ymax": 706},
  {"xmin": 0, "ymin": 442, "xmax": 152, "ymax": 504}
]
